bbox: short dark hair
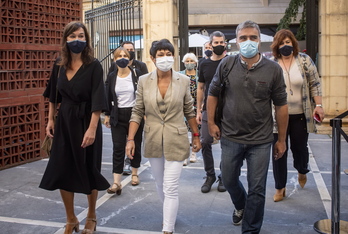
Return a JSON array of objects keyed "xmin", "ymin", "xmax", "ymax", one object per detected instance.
[
  {"xmin": 149, "ymin": 39, "xmax": 174, "ymax": 57},
  {"xmin": 209, "ymin": 31, "xmax": 225, "ymax": 44},
  {"xmin": 270, "ymin": 29, "xmax": 299, "ymax": 58},
  {"xmin": 121, "ymin": 41, "xmax": 135, "ymax": 48}
]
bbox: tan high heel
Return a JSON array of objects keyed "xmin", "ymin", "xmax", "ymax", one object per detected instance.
[
  {"xmin": 163, "ymin": 232, "xmax": 173, "ymax": 234},
  {"xmin": 82, "ymin": 218, "xmax": 97, "ymax": 234},
  {"xmin": 107, "ymin": 183, "xmax": 122, "ymax": 195},
  {"xmin": 131, "ymin": 174, "xmax": 140, "ymax": 186},
  {"xmin": 64, "ymin": 221, "xmax": 79, "ymax": 234},
  {"xmin": 273, "ymin": 188, "xmax": 286, "ymax": 202},
  {"xmin": 298, "ymin": 173, "xmax": 307, "ymax": 188}
]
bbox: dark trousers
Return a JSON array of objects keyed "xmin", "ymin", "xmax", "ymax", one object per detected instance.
[
  {"xmin": 201, "ymin": 111, "xmax": 221, "ymax": 179},
  {"xmin": 111, "ymin": 107, "xmax": 143, "ymax": 174},
  {"xmin": 272, "ymin": 113, "xmax": 310, "ymax": 189}
]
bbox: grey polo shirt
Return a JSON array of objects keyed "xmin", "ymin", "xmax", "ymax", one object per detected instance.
[{"xmin": 208, "ymin": 54, "xmax": 287, "ymax": 144}]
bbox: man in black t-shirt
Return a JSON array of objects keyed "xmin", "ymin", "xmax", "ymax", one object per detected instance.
[
  {"xmin": 196, "ymin": 31, "xmax": 227, "ymax": 193},
  {"xmin": 197, "ymin": 41, "xmax": 212, "ymax": 70}
]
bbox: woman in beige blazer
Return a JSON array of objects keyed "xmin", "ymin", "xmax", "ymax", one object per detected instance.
[{"xmin": 126, "ymin": 39, "xmax": 201, "ymax": 234}]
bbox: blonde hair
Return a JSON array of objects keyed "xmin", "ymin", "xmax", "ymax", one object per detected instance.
[{"xmin": 113, "ymin": 47, "xmax": 130, "ymax": 61}]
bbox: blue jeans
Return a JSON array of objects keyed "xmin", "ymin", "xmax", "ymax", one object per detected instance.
[{"xmin": 220, "ymin": 137, "xmax": 271, "ymax": 234}]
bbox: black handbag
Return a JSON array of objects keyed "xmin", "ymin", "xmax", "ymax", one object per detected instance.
[{"xmin": 214, "ymin": 55, "xmax": 237, "ymax": 128}]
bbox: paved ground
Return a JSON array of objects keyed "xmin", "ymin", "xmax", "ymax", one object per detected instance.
[{"xmin": 0, "ymin": 125, "xmax": 348, "ymax": 234}]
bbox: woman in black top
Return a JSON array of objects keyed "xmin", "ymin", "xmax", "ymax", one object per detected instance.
[
  {"xmin": 104, "ymin": 47, "xmax": 144, "ymax": 193},
  {"xmin": 39, "ymin": 21, "xmax": 109, "ymax": 234}
]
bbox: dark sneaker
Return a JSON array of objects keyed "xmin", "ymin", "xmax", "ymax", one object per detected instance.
[
  {"xmin": 123, "ymin": 158, "xmax": 131, "ymax": 175},
  {"xmin": 232, "ymin": 209, "xmax": 244, "ymax": 226},
  {"xmin": 201, "ymin": 176, "xmax": 216, "ymax": 193},
  {"xmin": 216, "ymin": 178, "xmax": 226, "ymax": 192}
]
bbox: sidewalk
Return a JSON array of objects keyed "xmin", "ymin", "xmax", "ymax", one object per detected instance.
[{"xmin": 0, "ymin": 127, "xmax": 347, "ymax": 234}]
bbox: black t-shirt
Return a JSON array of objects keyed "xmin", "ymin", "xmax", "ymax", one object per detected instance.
[
  {"xmin": 198, "ymin": 57, "xmax": 224, "ymax": 110},
  {"xmin": 197, "ymin": 57, "xmax": 207, "ymax": 70}
]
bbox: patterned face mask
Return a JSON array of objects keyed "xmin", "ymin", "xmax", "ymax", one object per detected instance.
[{"xmin": 184, "ymin": 63, "xmax": 196, "ymax": 70}]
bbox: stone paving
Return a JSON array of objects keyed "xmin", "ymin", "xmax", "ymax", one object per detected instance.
[{"xmin": 0, "ymin": 125, "xmax": 347, "ymax": 234}]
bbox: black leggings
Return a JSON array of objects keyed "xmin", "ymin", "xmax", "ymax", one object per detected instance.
[{"xmin": 272, "ymin": 113, "xmax": 310, "ymax": 189}]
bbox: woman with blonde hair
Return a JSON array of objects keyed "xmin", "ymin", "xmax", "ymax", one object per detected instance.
[{"xmin": 104, "ymin": 47, "xmax": 144, "ymax": 194}]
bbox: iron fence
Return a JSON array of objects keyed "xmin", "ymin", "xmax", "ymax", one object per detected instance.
[{"xmin": 85, "ymin": 0, "xmax": 143, "ymax": 78}]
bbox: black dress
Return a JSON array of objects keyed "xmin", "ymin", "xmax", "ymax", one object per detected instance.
[{"xmin": 39, "ymin": 59, "xmax": 110, "ymax": 194}]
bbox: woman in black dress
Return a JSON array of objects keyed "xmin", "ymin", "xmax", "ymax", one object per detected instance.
[{"xmin": 39, "ymin": 21, "xmax": 109, "ymax": 234}]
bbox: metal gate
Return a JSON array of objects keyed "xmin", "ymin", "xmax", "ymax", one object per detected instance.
[{"xmin": 84, "ymin": 0, "xmax": 143, "ymax": 77}]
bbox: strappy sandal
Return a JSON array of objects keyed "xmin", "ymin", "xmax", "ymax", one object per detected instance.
[
  {"xmin": 64, "ymin": 221, "xmax": 79, "ymax": 233},
  {"xmin": 106, "ymin": 183, "xmax": 122, "ymax": 195},
  {"xmin": 131, "ymin": 174, "xmax": 140, "ymax": 186},
  {"xmin": 82, "ymin": 218, "xmax": 97, "ymax": 234}
]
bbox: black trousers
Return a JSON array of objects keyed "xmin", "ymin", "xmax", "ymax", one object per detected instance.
[
  {"xmin": 111, "ymin": 107, "xmax": 143, "ymax": 174},
  {"xmin": 272, "ymin": 113, "xmax": 310, "ymax": 189},
  {"xmin": 201, "ymin": 111, "xmax": 221, "ymax": 179}
]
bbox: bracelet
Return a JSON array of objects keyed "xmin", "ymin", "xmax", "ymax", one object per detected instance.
[
  {"xmin": 316, "ymin": 104, "xmax": 322, "ymax": 107},
  {"xmin": 193, "ymin": 133, "xmax": 200, "ymax": 137},
  {"xmin": 127, "ymin": 139, "xmax": 134, "ymax": 142}
]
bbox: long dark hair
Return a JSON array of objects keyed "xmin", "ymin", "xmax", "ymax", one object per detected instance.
[{"xmin": 58, "ymin": 21, "xmax": 94, "ymax": 68}]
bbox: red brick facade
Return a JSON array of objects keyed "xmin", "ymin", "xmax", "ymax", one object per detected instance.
[{"xmin": 0, "ymin": 0, "xmax": 82, "ymax": 169}]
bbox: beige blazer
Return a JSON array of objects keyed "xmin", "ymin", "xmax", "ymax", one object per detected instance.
[{"xmin": 130, "ymin": 70, "xmax": 195, "ymax": 161}]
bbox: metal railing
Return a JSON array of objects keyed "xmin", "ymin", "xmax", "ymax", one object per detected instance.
[
  {"xmin": 314, "ymin": 110, "xmax": 348, "ymax": 234},
  {"xmin": 85, "ymin": 0, "xmax": 143, "ymax": 78}
]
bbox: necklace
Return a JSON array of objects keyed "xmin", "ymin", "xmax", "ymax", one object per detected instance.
[{"xmin": 280, "ymin": 56, "xmax": 293, "ymax": 95}]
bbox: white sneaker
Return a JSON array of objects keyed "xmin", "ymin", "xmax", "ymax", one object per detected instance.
[
  {"xmin": 189, "ymin": 152, "xmax": 197, "ymax": 163},
  {"xmin": 183, "ymin": 159, "xmax": 188, "ymax": 166}
]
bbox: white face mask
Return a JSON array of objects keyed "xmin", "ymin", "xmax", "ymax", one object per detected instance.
[{"xmin": 156, "ymin": 56, "xmax": 174, "ymax": 72}]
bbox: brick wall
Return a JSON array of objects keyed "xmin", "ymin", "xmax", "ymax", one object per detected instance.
[{"xmin": 0, "ymin": 0, "xmax": 82, "ymax": 170}]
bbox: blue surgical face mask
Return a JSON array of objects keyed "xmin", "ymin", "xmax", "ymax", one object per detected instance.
[
  {"xmin": 67, "ymin": 40, "xmax": 86, "ymax": 54},
  {"xmin": 239, "ymin": 40, "xmax": 259, "ymax": 58},
  {"xmin": 115, "ymin": 58, "xmax": 129, "ymax": 68}
]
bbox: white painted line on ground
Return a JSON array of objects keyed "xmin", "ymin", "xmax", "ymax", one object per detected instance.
[
  {"xmin": 308, "ymin": 145, "xmax": 331, "ymax": 218},
  {"xmin": 0, "ymin": 216, "xmax": 162, "ymax": 234},
  {"xmin": 53, "ymin": 161, "xmax": 151, "ymax": 234}
]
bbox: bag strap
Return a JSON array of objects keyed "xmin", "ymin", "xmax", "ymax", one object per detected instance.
[{"xmin": 220, "ymin": 55, "xmax": 237, "ymax": 86}]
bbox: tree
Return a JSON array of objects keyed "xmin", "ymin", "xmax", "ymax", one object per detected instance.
[{"xmin": 277, "ymin": 0, "xmax": 306, "ymax": 40}]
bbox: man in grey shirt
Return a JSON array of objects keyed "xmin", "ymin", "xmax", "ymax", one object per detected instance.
[{"xmin": 207, "ymin": 20, "xmax": 288, "ymax": 233}]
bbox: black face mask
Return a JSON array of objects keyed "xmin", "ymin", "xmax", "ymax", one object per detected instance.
[
  {"xmin": 212, "ymin": 45, "xmax": 225, "ymax": 56},
  {"xmin": 128, "ymin": 51, "xmax": 135, "ymax": 61},
  {"xmin": 204, "ymin": 50, "xmax": 213, "ymax": 57},
  {"xmin": 116, "ymin": 58, "xmax": 129, "ymax": 68},
  {"xmin": 279, "ymin": 45, "xmax": 293, "ymax": 56},
  {"xmin": 67, "ymin": 40, "xmax": 86, "ymax": 54}
]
